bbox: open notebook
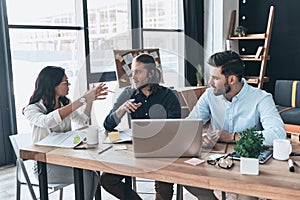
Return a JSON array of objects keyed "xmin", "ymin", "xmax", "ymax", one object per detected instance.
[{"xmin": 35, "ymin": 131, "xmax": 85, "ymax": 148}]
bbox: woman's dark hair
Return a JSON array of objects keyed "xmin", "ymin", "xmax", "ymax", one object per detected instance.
[
  {"xmin": 207, "ymin": 50, "xmax": 245, "ymax": 82},
  {"xmin": 28, "ymin": 66, "xmax": 70, "ymax": 113},
  {"xmin": 134, "ymin": 53, "xmax": 162, "ymax": 91}
]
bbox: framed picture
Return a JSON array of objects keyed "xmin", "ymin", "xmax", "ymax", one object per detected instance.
[{"xmin": 113, "ymin": 48, "xmax": 163, "ymax": 88}]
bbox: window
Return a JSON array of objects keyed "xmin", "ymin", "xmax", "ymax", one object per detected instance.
[
  {"xmin": 87, "ymin": 0, "xmax": 131, "ymax": 73},
  {"xmin": 6, "ymin": 0, "xmax": 82, "ymax": 26},
  {"xmin": 142, "ymin": 0, "xmax": 184, "ymax": 88},
  {"xmin": 7, "ymin": 1, "xmax": 85, "ymax": 133},
  {"xmin": 6, "ymin": 0, "xmax": 185, "ymax": 133}
]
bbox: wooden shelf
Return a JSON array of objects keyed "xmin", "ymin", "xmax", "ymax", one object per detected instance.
[
  {"xmin": 229, "ymin": 33, "xmax": 266, "ymax": 40},
  {"xmin": 227, "ymin": 6, "xmax": 274, "ymax": 89},
  {"xmin": 245, "ymin": 76, "xmax": 269, "ymax": 84},
  {"xmin": 241, "ymin": 55, "xmax": 270, "ymax": 61}
]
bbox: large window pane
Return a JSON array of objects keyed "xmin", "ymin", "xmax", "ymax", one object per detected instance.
[
  {"xmin": 87, "ymin": 0, "xmax": 131, "ymax": 73},
  {"xmin": 10, "ymin": 29, "xmax": 85, "ymax": 133},
  {"xmin": 142, "ymin": 0, "xmax": 184, "ymax": 88},
  {"xmin": 143, "ymin": 31, "xmax": 185, "ymax": 88},
  {"xmin": 142, "ymin": 0, "xmax": 183, "ymax": 29},
  {"xmin": 6, "ymin": 0, "xmax": 83, "ymax": 26}
]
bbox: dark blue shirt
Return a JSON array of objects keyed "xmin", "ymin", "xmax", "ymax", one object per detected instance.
[{"xmin": 103, "ymin": 85, "xmax": 181, "ymax": 131}]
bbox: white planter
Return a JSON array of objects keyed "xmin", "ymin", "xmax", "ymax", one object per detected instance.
[{"xmin": 240, "ymin": 157, "xmax": 259, "ymax": 175}]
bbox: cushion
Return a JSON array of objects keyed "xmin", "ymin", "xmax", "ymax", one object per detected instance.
[{"xmin": 274, "ymin": 80, "xmax": 300, "ymax": 107}]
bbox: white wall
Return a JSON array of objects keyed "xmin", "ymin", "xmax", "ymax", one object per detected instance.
[{"xmin": 203, "ymin": 0, "xmax": 238, "ymax": 84}]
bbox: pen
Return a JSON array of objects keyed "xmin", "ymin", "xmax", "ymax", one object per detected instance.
[
  {"xmin": 290, "ymin": 152, "xmax": 300, "ymax": 156},
  {"xmin": 105, "ymin": 89, "xmax": 115, "ymax": 93},
  {"xmin": 98, "ymin": 145, "xmax": 113, "ymax": 155},
  {"xmin": 74, "ymin": 146, "xmax": 96, "ymax": 150},
  {"xmin": 288, "ymin": 158, "xmax": 295, "ymax": 172}
]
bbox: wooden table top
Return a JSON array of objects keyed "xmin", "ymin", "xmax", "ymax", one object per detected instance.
[{"xmin": 20, "ymin": 142, "xmax": 300, "ymax": 200}]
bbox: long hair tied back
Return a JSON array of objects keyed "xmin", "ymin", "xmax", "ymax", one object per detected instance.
[{"xmin": 134, "ymin": 53, "xmax": 162, "ymax": 89}]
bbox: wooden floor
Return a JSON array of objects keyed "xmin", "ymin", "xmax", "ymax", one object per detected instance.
[{"xmin": 0, "ymin": 164, "xmax": 197, "ymax": 200}]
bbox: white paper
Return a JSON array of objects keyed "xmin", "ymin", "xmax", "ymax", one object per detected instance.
[
  {"xmin": 123, "ymin": 53, "xmax": 134, "ymax": 64},
  {"xmin": 114, "ymin": 145, "xmax": 127, "ymax": 150},
  {"xmin": 35, "ymin": 131, "xmax": 85, "ymax": 148},
  {"xmin": 122, "ymin": 64, "xmax": 132, "ymax": 76},
  {"xmin": 150, "ymin": 51, "xmax": 158, "ymax": 58}
]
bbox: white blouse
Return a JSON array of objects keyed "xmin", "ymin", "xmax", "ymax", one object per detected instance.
[{"xmin": 23, "ymin": 99, "xmax": 89, "ymax": 144}]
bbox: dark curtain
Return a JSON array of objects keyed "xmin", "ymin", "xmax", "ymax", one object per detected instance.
[
  {"xmin": 0, "ymin": 0, "xmax": 17, "ymax": 165},
  {"xmin": 131, "ymin": 0, "xmax": 143, "ymax": 49},
  {"xmin": 183, "ymin": 0, "xmax": 204, "ymax": 86}
]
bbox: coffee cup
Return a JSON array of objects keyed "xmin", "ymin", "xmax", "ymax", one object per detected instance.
[
  {"xmin": 273, "ymin": 139, "xmax": 292, "ymax": 160},
  {"xmin": 87, "ymin": 125, "xmax": 99, "ymax": 145}
]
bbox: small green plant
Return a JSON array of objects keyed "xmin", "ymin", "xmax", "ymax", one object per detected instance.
[
  {"xmin": 234, "ymin": 127, "xmax": 268, "ymax": 158},
  {"xmin": 196, "ymin": 64, "xmax": 203, "ymax": 86},
  {"xmin": 235, "ymin": 26, "xmax": 248, "ymax": 36}
]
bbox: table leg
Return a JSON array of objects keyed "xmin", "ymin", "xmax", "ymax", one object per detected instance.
[
  {"xmin": 74, "ymin": 168, "xmax": 84, "ymax": 200},
  {"xmin": 222, "ymin": 191, "xmax": 226, "ymax": 200},
  {"xmin": 37, "ymin": 161, "xmax": 49, "ymax": 200},
  {"xmin": 124, "ymin": 176, "xmax": 132, "ymax": 200},
  {"xmin": 95, "ymin": 171, "xmax": 102, "ymax": 200},
  {"xmin": 176, "ymin": 184, "xmax": 183, "ymax": 200}
]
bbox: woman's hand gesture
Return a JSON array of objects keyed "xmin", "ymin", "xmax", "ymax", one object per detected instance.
[{"xmin": 84, "ymin": 83, "xmax": 108, "ymax": 103}]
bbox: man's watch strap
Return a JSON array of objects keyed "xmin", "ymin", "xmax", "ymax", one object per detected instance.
[{"xmin": 233, "ymin": 132, "xmax": 237, "ymax": 142}]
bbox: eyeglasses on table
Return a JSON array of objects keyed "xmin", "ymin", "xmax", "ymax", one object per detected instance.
[{"xmin": 207, "ymin": 153, "xmax": 235, "ymax": 169}]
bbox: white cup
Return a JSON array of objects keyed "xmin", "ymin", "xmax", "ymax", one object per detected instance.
[
  {"xmin": 87, "ymin": 125, "xmax": 99, "ymax": 145},
  {"xmin": 273, "ymin": 139, "xmax": 292, "ymax": 160}
]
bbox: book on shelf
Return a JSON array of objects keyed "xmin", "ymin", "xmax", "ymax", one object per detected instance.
[{"xmin": 255, "ymin": 46, "xmax": 264, "ymax": 59}]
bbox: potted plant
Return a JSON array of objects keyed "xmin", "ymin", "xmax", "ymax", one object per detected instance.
[
  {"xmin": 234, "ymin": 26, "xmax": 248, "ymax": 37},
  {"xmin": 234, "ymin": 127, "xmax": 268, "ymax": 175},
  {"xmin": 196, "ymin": 64, "xmax": 203, "ymax": 86}
]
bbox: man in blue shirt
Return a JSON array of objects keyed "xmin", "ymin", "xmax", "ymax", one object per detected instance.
[
  {"xmin": 101, "ymin": 53, "xmax": 181, "ymax": 200},
  {"xmin": 185, "ymin": 50, "xmax": 286, "ymax": 200}
]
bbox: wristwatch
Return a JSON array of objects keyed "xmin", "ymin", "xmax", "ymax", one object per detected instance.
[{"xmin": 79, "ymin": 97, "xmax": 87, "ymax": 105}]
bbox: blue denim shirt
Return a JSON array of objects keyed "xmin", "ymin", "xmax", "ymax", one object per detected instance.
[{"xmin": 187, "ymin": 79, "xmax": 286, "ymax": 146}]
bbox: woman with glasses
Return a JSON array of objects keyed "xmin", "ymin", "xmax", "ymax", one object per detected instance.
[{"xmin": 23, "ymin": 66, "xmax": 108, "ymax": 200}]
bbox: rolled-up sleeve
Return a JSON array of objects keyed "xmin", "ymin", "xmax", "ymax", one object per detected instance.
[
  {"xmin": 103, "ymin": 87, "xmax": 133, "ymax": 131},
  {"xmin": 187, "ymin": 90, "xmax": 211, "ymax": 125},
  {"xmin": 258, "ymin": 94, "xmax": 286, "ymax": 146},
  {"xmin": 24, "ymin": 104, "xmax": 62, "ymax": 128}
]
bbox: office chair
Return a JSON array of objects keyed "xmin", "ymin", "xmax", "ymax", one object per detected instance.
[{"xmin": 9, "ymin": 133, "xmax": 69, "ymax": 200}]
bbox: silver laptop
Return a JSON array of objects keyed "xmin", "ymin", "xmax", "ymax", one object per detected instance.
[{"xmin": 131, "ymin": 119, "xmax": 202, "ymax": 158}]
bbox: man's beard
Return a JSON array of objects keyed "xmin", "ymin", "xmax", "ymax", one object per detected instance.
[{"xmin": 213, "ymin": 82, "xmax": 231, "ymax": 96}]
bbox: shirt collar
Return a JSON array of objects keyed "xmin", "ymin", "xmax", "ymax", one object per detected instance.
[
  {"xmin": 222, "ymin": 78, "xmax": 249, "ymax": 102},
  {"xmin": 233, "ymin": 78, "xmax": 248, "ymax": 101},
  {"xmin": 132, "ymin": 85, "xmax": 160, "ymax": 97}
]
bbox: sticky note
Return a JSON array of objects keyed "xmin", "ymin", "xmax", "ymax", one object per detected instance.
[
  {"xmin": 73, "ymin": 135, "xmax": 81, "ymax": 144},
  {"xmin": 184, "ymin": 158, "xmax": 205, "ymax": 166},
  {"xmin": 108, "ymin": 131, "xmax": 121, "ymax": 142}
]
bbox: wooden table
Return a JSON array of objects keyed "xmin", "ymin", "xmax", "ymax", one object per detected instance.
[{"xmin": 20, "ymin": 143, "xmax": 300, "ymax": 200}]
